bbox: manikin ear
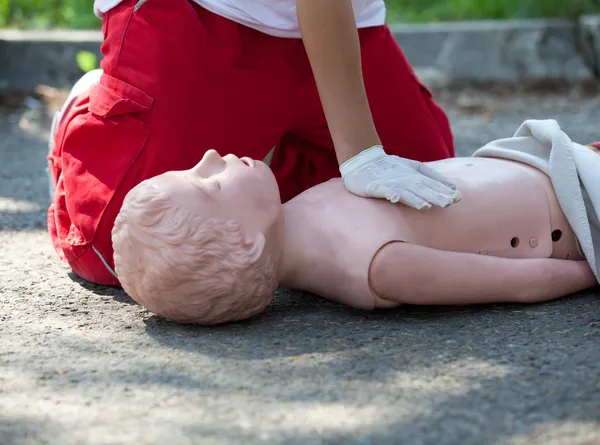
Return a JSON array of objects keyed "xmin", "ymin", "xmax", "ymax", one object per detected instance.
[{"xmin": 242, "ymin": 232, "xmax": 267, "ymax": 262}]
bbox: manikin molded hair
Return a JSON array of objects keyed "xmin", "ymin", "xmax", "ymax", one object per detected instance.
[{"xmin": 112, "ymin": 180, "xmax": 277, "ymax": 325}]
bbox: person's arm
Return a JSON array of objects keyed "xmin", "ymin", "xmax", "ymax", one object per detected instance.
[
  {"xmin": 296, "ymin": 0, "xmax": 460, "ymax": 210},
  {"xmin": 296, "ymin": 0, "xmax": 379, "ymax": 164},
  {"xmin": 370, "ymin": 242, "xmax": 597, "ymax": 305}
]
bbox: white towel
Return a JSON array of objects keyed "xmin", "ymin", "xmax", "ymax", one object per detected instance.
[{"xmin": 472, "ymin": 119, "xmax": 600, "ymax": 283}]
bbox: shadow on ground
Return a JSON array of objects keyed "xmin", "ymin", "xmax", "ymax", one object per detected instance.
[
  {"xmin": 4, "ymin": 282, "xmax": 599, "ymax": 444},
  {"xmin": 0, "ymin": 416, "xmax": 51, "ymax": 445}
]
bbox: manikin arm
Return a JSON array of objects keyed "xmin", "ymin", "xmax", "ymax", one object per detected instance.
[{"xmin": 370, "ymin": 242, "xmax": 598, "ymax": 306}]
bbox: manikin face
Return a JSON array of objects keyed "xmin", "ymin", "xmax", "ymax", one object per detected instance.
[{"xmin": 154, "ymin": 150, "xmax": 283, "ymax": 249}]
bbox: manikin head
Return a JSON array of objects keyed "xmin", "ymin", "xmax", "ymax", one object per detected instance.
[{"xmin": 112, "ymin": 150, "xmax": 284, "ymax": 325}]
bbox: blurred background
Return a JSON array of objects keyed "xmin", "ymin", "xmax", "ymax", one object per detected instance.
[{"xmin": 0, "ymin": 0, "xmax": 599, "ymax": 29}]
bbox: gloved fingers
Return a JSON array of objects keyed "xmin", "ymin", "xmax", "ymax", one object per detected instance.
[
  {"xmin": 419, "ymin": 177, "xmax": 462, "ymax": 203},
  {"xmin": 371, "ymin": 183, "xmax": 433, "ymax": 209},
  {"xmin": 368, "ymin": 184, "xmax": 400, "ymax": 202},
  {"xmin": 393, "ymin": 188, "xmax": 432, "ymax": 210},
  {"xmin": 452, "ymin": 189, "xmax": 463, "ymax": 202},
  {"xmin": 410, "ymin": 183, "xmax": 456, "ymax": 208},
  {"xmin": 417, "ymin": 163, "xmax": 457, "ymax": 190}
]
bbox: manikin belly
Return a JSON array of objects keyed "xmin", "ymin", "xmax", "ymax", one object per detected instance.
[{"xmin": 423, "ymin": 158, "xmax": 582, "ymax": 260}]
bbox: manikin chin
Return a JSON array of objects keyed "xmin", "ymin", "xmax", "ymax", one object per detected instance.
[{"xmin": 112, "ymin": 150, "xmax": 597, "ymax": 325}]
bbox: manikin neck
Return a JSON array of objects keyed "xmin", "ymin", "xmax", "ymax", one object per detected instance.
[{"xmin": 276, "ymin": 203, "xmax": 318, "ymax": 289}]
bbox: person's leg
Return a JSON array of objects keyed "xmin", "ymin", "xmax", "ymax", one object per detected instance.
[
  {"xmin": 48, "ymin": 0, "xmax": 293, "ymax": 285},
  {"xmin": 362, "ymin": 26, "xmax": 454, "ymax": 159},
  {"xmin": 47, "ymin": 69, "xmax": 104, "ymax": 202},
  {"xmin": 269, "ymin": 24, "xmax": 454, "ymax": 201},
  {"xmin": 269, "ymin": 134, "xmax": 340, "ymax": 203}
]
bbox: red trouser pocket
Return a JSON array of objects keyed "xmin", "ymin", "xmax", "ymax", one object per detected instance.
[{"xmin": 60, "ymin": 73, "xmax": 153, "ymax": 251}]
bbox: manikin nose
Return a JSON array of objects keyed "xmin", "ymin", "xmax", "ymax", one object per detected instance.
[{"xmin": 191, "ymin": 150, "xmax": 226, "ymax": 177}]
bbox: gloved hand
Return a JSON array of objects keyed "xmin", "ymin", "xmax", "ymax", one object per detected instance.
[{"xmin": 340, "ymin": 145, "xmax": 462, "ymax": 210}]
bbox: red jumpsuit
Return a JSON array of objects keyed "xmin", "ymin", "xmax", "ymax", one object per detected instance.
[{"xmin": 47, "ymin": 0, "xmax": 454, "ymax": 286}]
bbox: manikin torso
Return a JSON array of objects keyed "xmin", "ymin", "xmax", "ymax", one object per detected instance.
[{"xmin": 282, "ymin": 157, "xmax": 583, "ymax": 310}]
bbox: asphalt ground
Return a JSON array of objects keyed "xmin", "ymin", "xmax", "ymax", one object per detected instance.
[{"xmin": 1, "ymin": 86, "xmax": 599, "ymax": 445}]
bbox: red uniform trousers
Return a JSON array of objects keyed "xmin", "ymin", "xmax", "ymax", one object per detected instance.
[{"xmin": 47, "ymin": 0, "xmax": 454, "ymax": 286}]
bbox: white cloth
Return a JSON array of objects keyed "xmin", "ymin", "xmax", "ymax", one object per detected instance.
[
  {"xmin": 473, "ymin": 119, "xmax": 600, "ymax": 283},
  {"xmin": 93, "ymin": 0, "xmax": 386, "ymax": 38}
]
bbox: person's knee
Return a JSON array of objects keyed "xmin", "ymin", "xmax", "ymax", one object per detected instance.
[{"xmin": 69, "ymin": 247, "xmax": 121, "ymax": 287}]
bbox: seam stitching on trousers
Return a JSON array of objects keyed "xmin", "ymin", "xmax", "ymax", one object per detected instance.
[{"xmin": 92, "ymin": 245, "xmax": 119, "ymax": 280}]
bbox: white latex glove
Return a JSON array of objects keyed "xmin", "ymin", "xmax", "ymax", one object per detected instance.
[{"xmin": 340, "ymin": 145, "xmax": 462, "ymax": 210}]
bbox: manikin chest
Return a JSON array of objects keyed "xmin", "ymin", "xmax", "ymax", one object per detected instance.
[{"xmin": 306, "ymin": 157, "xmax": 580, "ymax": 259}]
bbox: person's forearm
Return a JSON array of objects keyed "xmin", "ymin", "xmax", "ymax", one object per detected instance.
[
  {"xmin": 370, "ymin": 242, "xmax": 598, "ymax": 306},
  {"xmin": 296, "ymin": 0, "xmax": 380, "ymax": 164}
]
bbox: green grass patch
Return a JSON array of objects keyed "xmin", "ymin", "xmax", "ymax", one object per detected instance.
[
  {"xmin": 385, "ymin": 0, "xmax": 600, "ymax": 23},
  {"xmin": 0, "ymin": 0, "xmax": 100, "ymax": 29},
  {"xmin": 1, "ymin": 0, "xmax": 600, "ymax": 29}
]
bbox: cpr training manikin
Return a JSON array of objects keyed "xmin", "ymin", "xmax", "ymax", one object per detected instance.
[{"xmin": 111, "ymin": 120, "xmax": 600, "ymax": 325}]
